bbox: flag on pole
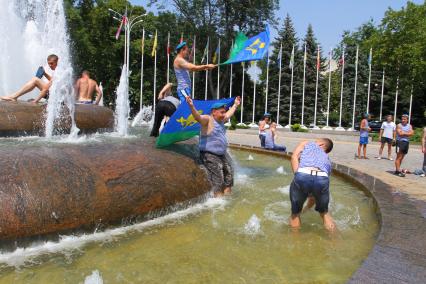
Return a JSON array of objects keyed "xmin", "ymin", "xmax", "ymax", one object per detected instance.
[
  {"xmin": 115, "ymin": 16, "xmax": 126, "ymax": 40},
  {"xmin": 289, "ymin": 45, "xmax": 295, "ymax": 69},
  {"xmin": 201, "ymin": 38, "xmax": 209, "ymax": 63},
  {"xmin": 222, "ymin": 26, "xmax": 270, "ymax": 65},
  {"xmin": 180, "ymin": 32, "xmax": 184, "ymax": 43},
  {"xmin": 276, "ymin": 44, "xmax": 282, "ymax": 65},
  {"xmin": 167, "ymin": 32, "xmax": 171, "ymax": 55},
  {"xmin": 212, "ymin": 43, "xmax": 220, "ymax": 64},
  {"xmin": 151, "ymin": 30, "xmax": 158, "ymax": 57},
  {"xmin": 156, "ymin": 98, "xmax": 235, "ymax": 147},
  {"xmin": 141, "ymin": 30, "xmax": 145, "ymax": 53},
  {"xmin": 339, "ymin": 48, "xmax": 345, "ymax": 66},
  {"xmin": 316, "ymin": 46, "xmax": 321, "ymax": 70},
  {"xmin": 368, "ymin": 47, "xmax": 372, "ymax": 66}
]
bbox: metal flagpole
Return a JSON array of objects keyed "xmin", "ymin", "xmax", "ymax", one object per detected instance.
[
  {"xmin": 229, "ymin": 41, "xmax": 234, "ymax": 98},
  {"xmin": 153, "ymin": 30, "xmax": 157, "ymax": 110},
  {"xmin": 192, "ymin": 35, "xmax": 196, "ymax": 98},
  {"xmin": 393, "ymin": 77, "xmax": 399, "ymax": 123},
  {"xmin": 313, "ymin": 45, "xmax": 320, "ymax": 129},
  {"xmin": 408, "ymin": 84, "xmax": 413, "ymax": 124},
  {"xmin": 366, "ymin": 47, "xmax": 372, "ymax": 113},
  {"xmin": 265, "ymin": 51, "xmax": 270, "ymax": 113},
  {"xmin": 349, "ymin": 45, "xmax": 359, "ymax": 131},
  {"xmin": 379, "ymin": 69, "xmax": 385, "ymax": 121},
  {"xmin": 139, "ymin": 29, "xmax": 145, "ymax": 110},
  {"xmin": 251, "ymin": 78, "xmax": 257, "ymax": 126},
  {"xmin": 335, "ymin": 46, "xmax": 346, "ymax": 131},
  {"xmin": 205, "ymin": 37, "xmax": 209, "ymax": 100},
  {"xmin": 240, "ymin": 63, "xmax": 245, "ymax": 124},
  {"xmin": 323, "ymin": 48, "xmax": 333, "ymax": 130},
  {"xmin": 285, "ymin": 45, "xmax": 294, "ymax": 128},
  {"xmin": 277, "ymin": 43, "xmax": 283, "ymax": 127},
  {"xmin": 301, "ymin": 42, "xmax": 307, "ymax": 128},
  {"xmin": 167, "ymin": 32, "xmax": 170, "ymax": 83},
  {"xmin": 217, "ymin": 38, "xmax": 220, "ymax": 99}
]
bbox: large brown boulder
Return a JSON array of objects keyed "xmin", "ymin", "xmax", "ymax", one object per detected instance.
[{"xmin": 0, "ymin": 139, "xmax": 209, "ymax": 243}]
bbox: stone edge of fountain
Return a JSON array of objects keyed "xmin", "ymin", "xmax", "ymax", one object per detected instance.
[{"xmin": 228, "ymin": 143, "xmax": 426, "ymax": 284}]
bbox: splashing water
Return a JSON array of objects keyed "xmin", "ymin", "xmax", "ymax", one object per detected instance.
[
  {"xmin": 131, "ymin": 105, "xmax": 154, "ymax": 127},
  {"xmin": 84, "ymin": 270, "xmax": 104, "ymax": 284},
  {"xmin": 244, "ymin": 214, "xmax": 262, "ymax": 235},
  {"xmin": 247, "ymin": 155, "xmax": 254, "ymax": 161},
  {"xmin": 98, "ymin": 83, "xmax": 104, "ymax": 107},
  {"xmin": 114, "ymin": 65, "xmax": 130, "ymax": 136},
  {"xmin": 276, "ymin": 166, "xmax": 287, "ymax": 175}
]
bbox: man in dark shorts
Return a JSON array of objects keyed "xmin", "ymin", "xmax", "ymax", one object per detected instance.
[
  {"xmin": 150, "ymin": 83, "xmax": 180, "ymax": 137},
  {"xmin": 186, "ymin": 95, "xmax": 241, "ymax": 197},
  {"xmin": 377, "ymin": 114, "xmax": 396, "ymax": 160},
  {"xmin": 394, "ymin": 114, "xmax": 414, "ymax": 177},
  {"xmin": 289, "ymin": 138, "xmax": 336, "ymax": 231}
]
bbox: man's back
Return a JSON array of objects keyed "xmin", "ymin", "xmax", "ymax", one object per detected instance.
[{"xmin": 78, "ymin": 77, "xmax": 98, "ymax": 101}]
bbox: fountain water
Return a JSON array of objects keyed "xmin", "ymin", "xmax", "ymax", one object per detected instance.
[{"xmin": 114, "ymin": 65, "xmax": 130, "ymax": 136}]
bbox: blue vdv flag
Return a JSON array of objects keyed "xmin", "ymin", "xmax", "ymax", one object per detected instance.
[
  {"xmin": 222, "ymin": 26, "xmax": 270, "ymax": 65},
  {"xmin": 156, "ymin": 97, "xmax": 235, "ymax": 147}
]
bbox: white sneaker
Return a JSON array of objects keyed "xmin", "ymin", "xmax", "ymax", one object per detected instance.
[
  {"xmin": 388, "ymin": 157, "xmax": 394, "ymax": 161},
  {"xmin": 377, "ymin": 156, "xmax": 382, "ymax": 160}
]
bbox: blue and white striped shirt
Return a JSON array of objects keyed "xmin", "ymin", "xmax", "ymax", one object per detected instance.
[{"xmin": 299, "ymin": 142, "xmax": 332, "ymax": 175}]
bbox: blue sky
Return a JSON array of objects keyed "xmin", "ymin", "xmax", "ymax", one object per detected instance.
[{"xmin": 130, "ymin": 0, "xmax": 422, "ymax": 49}]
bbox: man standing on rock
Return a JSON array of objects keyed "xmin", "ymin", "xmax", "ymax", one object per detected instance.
[
  {"xmin": 186, "ymin": 95, "xmax": 241, "ymax": 197},
  {"xmin": 289, "ymin": 138, "xmax": 336, "ymax": 231}
]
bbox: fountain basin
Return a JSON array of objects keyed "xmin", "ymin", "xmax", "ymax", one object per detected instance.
[
  {"xmin": 0, "ymin": 139, "xmax": 210, "ymax": 242},
  {"xmin": 0, "ymin": 101, "xmax": 114, "ymax": 136}
]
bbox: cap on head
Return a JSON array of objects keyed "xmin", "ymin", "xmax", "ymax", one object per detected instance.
[
  {"xmin": 402, "ymin": 114, "xmax": 409, "ymax": 118},
  {"xmin": 363, "ymin": 112, "xmax": 369, "ymax": 119},
  {"xmin": 263, "ymin": 112, "xmax": 271, "ymax": 118},
  {"xmin": 211, "ymin": 102, "xmax": 228, "ymax": 110},
  {"xmin": 176, "ymin": 41, "xmax": 187, "ymax": 52}
]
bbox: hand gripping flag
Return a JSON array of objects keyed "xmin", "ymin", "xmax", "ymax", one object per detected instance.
[
  {"xmin": 156, "ymin": 97, "xmax": 235, "ymax": 147},
  {"xmin": 222, "ymin": 26, "xmax": 270, "ymax": 65}
]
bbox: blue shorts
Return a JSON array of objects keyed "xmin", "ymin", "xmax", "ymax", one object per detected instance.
[
  {"xmin": 359, "ymin": 136, "xmax": 369, "ymax": 145},
  {"xmin": 290, "ymin": 172, "xmax": 330, "ymax": 214},
  {"xmin": 177, "ymin": 88, "xmax": 191, "ymax": 103}
]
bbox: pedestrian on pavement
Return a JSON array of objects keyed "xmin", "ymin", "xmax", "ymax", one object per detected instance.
[
  {"xmin": 394, "ymin": 114, "xmax": 414, "ymax": 177},
  {"xmin": 377, "ymin": 115, "xmax": 396, "ymax": 160}
]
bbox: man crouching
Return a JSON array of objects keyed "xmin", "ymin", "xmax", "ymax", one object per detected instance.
[
  {"xmin": 186, "ymin": 96, "xmax": 241, "ymax": 197},
  {"xmin": 289, "ymin": 138, "xmax": 336, "ymax": 231}
]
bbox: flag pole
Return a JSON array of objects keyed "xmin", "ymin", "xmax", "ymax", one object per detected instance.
[
  {"xmin": 285, "ymin": 45, "xmax": 295, "ymax": 129},
  {"xmin": 205, "ymin": 37, "xmax": 209, "ymax": 100},
  {"xmin": 192, "ymin": 35, "xmax": 196, "ymax": 98},
  {"xmin": 301, "ymin": 42, "xmax": 307, "ymax": 129},
  {"xmin": 335, "ymin": 46, "xmax": 346, "ymax": 131},
  {"xmin": 251, "ymin": 78, "xmax": 257, "ymax": 126},
  {"xmin": 229, "ymin": 64, "xmax": 233, "ymax": 98},
  {"xmin": 167, "ymin": 32, "xmax": 170, "ymax": 83},
  {"xmin": 313, "ymin": 45, "xmax": 320, "ymax": 130},
  {"xmin": 408, "ymin": 84, "xmax": 413, "ymax": 124},
  {"xmin": 265, "ymin": 51, "xmax": 270, "ymax": 113},
  {"xmin": 217, "ymin": 38, "xmax": 221, "ymax": 99},
  {"xmin": 323, "ymin": 48, "xmax": 333, "ymax": 130},
  {"xmin": 276, "ymin": 43, "xmax": 283, "ymax": 127},
  {"xmin": 366, "ymin": 47, "xmax": 372, "ymax": 113},
  {"xmin": 240, "ymin": 63, "xmax": 245, "ymax": 124},
  {"xmin": 139, "ymin": 28, "xmax": 145, "ymax": 110},
  {"xmin": 153, "ymin": 29, "xmax": 157, "ymax": 110},
  {"xmin": 349, "ymin": 45, "xmax": 359, "ymax": 131},
  {"xmin": 393, "ymin": 76, "xmax": 399, "ymax": 123},
  {"xmin": 379, "ymin": 69, "xmax": 385, "ymax": 121}
]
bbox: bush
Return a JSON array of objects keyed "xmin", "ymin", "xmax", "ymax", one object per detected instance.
[{"xmin": 291, "ymin": 124, "xmax": 308, "ymax": 132}]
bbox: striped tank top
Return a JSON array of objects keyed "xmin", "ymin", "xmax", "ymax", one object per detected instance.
[
  {"xmin": 299, "ymin": 142, "xmax": 332, "ymax": 175},
  {"xmin": 199, "ymin": 119, "xmax": 228, "ymax": 156},
  {"xmin": 396, "ymin": 123, "xmax": 412, "ymax": 142},
  {"xmin": 174, "ymin": 67, "xmax": 191, "ymax": 91}
]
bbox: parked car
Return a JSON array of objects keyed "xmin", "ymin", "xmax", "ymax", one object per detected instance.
[{"xmin": 354, "ymin": 120, "xmax": 382, "ymax": 132}]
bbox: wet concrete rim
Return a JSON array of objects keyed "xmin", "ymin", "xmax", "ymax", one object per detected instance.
[{"xmin": 229, "ymin": 143, "xmax": 426, "ymax": 284}]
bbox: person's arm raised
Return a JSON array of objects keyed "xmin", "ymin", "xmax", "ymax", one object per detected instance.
[
  {"xmin": 291, "ymin": 141, "xmax": 308, "ymax": 173},
  {"xmin": 158, "ymin": 83, "xmax": 173, "ymax": 100},
  {"xmin": 178, "ymin": 58, "xmax": 216, "ymax": 72},
  {"xmin": 224, "ymin": 96, "xmax": 241, "ymax": 120},
  {"xmin": 185, "ymin": 96, "xmax": 209, "ymax": 126}
]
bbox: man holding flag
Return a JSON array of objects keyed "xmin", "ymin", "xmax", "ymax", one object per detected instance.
[
  {"xmin": 186, "ymin": 95, "xmax": 241, "ymax": 197},
  {"xmin": 174, "ymin": 42, "xmax": 216, "ymax": 102}
]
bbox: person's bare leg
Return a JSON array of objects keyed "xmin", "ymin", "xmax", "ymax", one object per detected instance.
[
  {"xmin": 289, "ymin": 214, "xmax": 301, "ymax": 228},
  {"xmin": 1, "ymin": 78, "xmax": 44, "ymax": 101},
  {"xmin": 33, "ymin": 88, "xmax": 49, "ymax": 104},
  {"xmin": 357, "ymin": 144, "xmax": 362, "ymax": 158},
  {"xmin": 302, "ymin": 196, "xmax": 315, "ymax": 213},
  {"xmin": 395, "ymin": 152, "xmax": 404, "ymax": 172},
  {"xmin": 223, "ymin": 187, "xmax": 232, "ymax": 195},
  {"xmin": 387, "ymin": 143, "xmax": 392, "ymax": 160},
  {"xmin": 378, "ymin": 143, "xmax": 384, "ymax": 158},
  {"xmin": 363, "ymin": 145, "xmax": 367, "ymax": 159},
  {"xmin": 320, "ymin": 212, "xmax": 336, "ymax": 232}
]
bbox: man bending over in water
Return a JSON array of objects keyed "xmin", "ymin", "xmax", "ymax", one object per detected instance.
[
  {"xmin": 289, "ymin": 138, "xmax": 336, "ymax": 231},
  {"xmin": 75, "ymin": 70, "xmax": 102, "ymax": 105},
  {"xmin": 1, "ymin": 54, "xmax": 58, "ymax": 103}
]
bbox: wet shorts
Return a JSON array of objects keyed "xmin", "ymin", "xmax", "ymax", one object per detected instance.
[
  {"xmin": 359, "ymin": 136, "xmax": 369, "ymax": 145},
  {"xmin": 200, "ymin": 151, "xmax": 234, "ymax": 193},
  {"xmin": 396, "ymin": 140, "xmax": 409, "ymax": 155},
  {"xmin": 290, "ymin": 172, "xmax": 330, "ymax": 214}
]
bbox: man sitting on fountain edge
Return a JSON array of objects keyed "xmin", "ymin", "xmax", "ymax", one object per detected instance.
[
  {"xmin": 289, "ymin": 138, "xmax": 336, "ymax": 231},
  {"xmin": 186, "ymin": 95, "xmax": 241, "ymax": 197},
  {"xmin": 75, "ymin": 70, "xmax": 102, "ymax": 105},
  {"xmin": 1, "ymin": 54, "xmax": 58, "ymax": 103}
]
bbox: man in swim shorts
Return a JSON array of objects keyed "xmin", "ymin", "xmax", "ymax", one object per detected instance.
[
  {"xmin": 289, "ymin": 138, "xmax": 336, "ymax": 231},
  {"xmin": 394, "ymin": 114, "xmax": 414, "ymax": 177},
  {"xmin": 75, "ymin": 70, "xmax": 102, "ymax": 105},
  {"xmin": 1, "ymin": 54, "xmax": 58, "ymax": 103},
  {"xmin": 186, "ymin": 95, "xmax": 241, "ymax": 197},
  {"xmin": 258, "ymin": 113, "xmax": 271, "ymax": 148},
  {"xmin": 357, "ymin": 113, "xmax": 371, "ymax": 159}
]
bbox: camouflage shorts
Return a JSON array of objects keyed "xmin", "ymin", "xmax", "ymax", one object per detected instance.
[{"xmin": 200, "ymin": 151, "xmax": 234, "ymax": 193}]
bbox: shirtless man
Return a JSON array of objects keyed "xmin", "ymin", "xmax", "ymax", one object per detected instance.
[
  {"xmin": 1, "ymin": 54, "xmax": 58, "ymax": 103},
  {"xmin": 75, "ymin": 71, "xmax": 102, "ymax": 105}
]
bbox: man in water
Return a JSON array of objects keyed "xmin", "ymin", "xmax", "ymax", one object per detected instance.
[
  {"xmin": 264, "ymin": 122, "xmax": 286, "ymax": 152},
  {"xmin": 377, "ymin": 114, "xmax": 396, "ymax": 160},
  {"xmin": 289, "ymin": 138, "xmax": 336, "ymax": 231},
  {"xmin": 1, "ymin": 54, "xmax": 58, "ymax": 103},
  {"xmin": 75, "ymin": 70, "xmax": 102, "ymax": 105},
  {"xmin": 174, "ymin": 42, "xmax": 216, "ymax": 102},
  {"xmin": 356, "ymin": 113, "xmax": 371, "ymax": 159},
  {"xmin": 394, "ymin": 114, "xmax": 414, "ymax": 177},
  {"xmin": 258, "ymin": 113, "xmax": 271, "ymax": 148},
  {"xmin": 150, "ymin": 83, "xmax": 180, "ymax": 137},
  {"xmin": 186, "ymin": 95, "xmax": 241, "ymax": 197}
]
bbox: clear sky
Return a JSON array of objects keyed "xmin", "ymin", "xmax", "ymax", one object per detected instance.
[{"xmin": 130, "ymin": 0, "xmax": 422, "ymax": 49}]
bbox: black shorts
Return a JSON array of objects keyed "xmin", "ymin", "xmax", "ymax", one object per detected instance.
[
  {"xmin": 381, "ymin": 137, "xmax": 393, "ymax": 144},
  {"xmin": 200, "ymin": 151, "xmax": 234, "ymax": 193},
  {"xmin": 396, "ymin": 140, "xmax": 409, "ymax": 155},
  {"xmin": 290, "ymin": 172, "xmax": 330, "ymax": 214}
]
